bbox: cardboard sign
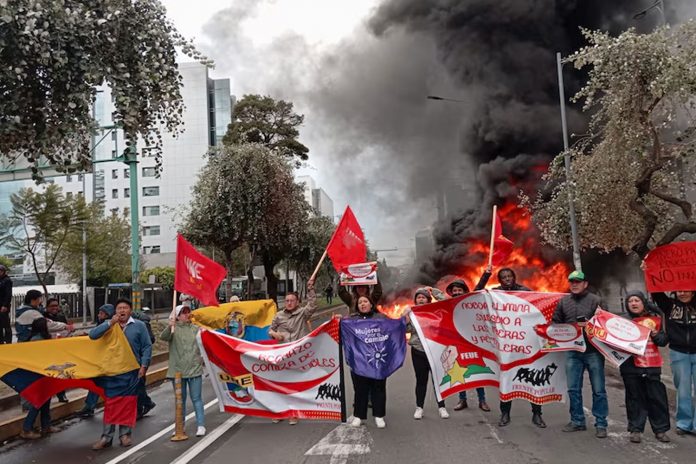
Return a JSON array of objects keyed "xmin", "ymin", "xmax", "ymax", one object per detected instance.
[
  {"xmin": 644, "ymin": 241, "xmax": 696, "ymax": 292},
  {"xmin": 535, "ymin": 323, "xmax": 586, "ymax": 352},
  {"xmin": 585, "ymin": 309, "xmax": 651, "ymax": 356},
  {"xmin": 587, "ymin": 332, "xmax": 632, "ymax": 367},
  {"xmin": 632, "ymin": 316, "xmax": 663, "ymax": 368},
  {"xmin": 339, "ymin": 261, "xmax": 378, "ymax": 286}
]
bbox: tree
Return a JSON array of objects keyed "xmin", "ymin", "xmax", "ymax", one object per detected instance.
[
  {"xmin": 0, "ymin": 185, "xmax": 88, "ymax": 294},
  {"xmin": 288, "ymin": 215, "xmax": 336, "ymax": 293},
  {"xmin": 181, "ymin": 143, "xmax": 310, "ymax": 301},
  {"xmin": 140, "ymin": 266, "xmax": 174, "ymax": 289},
  {"xmin": 222, "ymin": 95, "xmax": 309, "ymax": 164},
  {"xmin": 0, "ymin": 0, "xmax": 210, "ymax": 178},
  {"xmin": 529, "ymin": 24, "xmax": 696, "ymax": 258},
  {"xmin": 0, "ymin": 255, "xmax": 13, "ymax": 270},
  {"xmin": 58, "ymin": 203, "xmax": 131, "ymax": 287}
]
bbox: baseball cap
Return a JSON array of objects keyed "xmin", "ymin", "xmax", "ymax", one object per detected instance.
[{"xmin": 568, "ymin": 270, "xmax": 586, "ymax": 282}]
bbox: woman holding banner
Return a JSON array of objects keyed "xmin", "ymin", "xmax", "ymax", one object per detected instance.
[{"xmin": 652, "ymin": 289, "xmax": 696, "ymax": 435}]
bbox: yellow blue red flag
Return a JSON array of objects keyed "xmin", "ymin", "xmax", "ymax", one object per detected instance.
[{"xmin": 191, "ymin": 299, "xmax": 277, "ymax": 342}]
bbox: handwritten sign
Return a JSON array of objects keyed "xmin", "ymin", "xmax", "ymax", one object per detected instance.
[{"xmin": 644, "ymin": 241, "xmax": 696, "ymax": 293}]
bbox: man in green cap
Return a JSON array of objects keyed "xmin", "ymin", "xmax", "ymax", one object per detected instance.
[{"xmin": 552, "ymin": 270, "xmax": 607, "ymax": 438}]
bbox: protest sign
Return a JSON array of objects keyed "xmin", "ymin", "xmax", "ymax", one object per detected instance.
[
  {"xmin": 341, "ymin": 318, "xmax": 406, "ymax": 379},
  {"xmin": 644, "ymin": 241, "xmax": 696, "ymax": 293},
  {"xmin": 535, "ymin": 323, "xmax": 586, "ymax": 353},
  {"xmin": 586, "ymin": 309, "xmax": 650, "ymax": 356},
  {"xmin": 339, "ymin": 262, "xmax": 378, "ymax": 286}
]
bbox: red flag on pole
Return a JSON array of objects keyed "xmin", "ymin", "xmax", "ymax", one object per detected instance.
[
  {"xmin": 174, "ymin": 234, "xmax": 227, "ymax": 307},
  {"xmin": 326, "ymin": 206, "xmax": 367, "ymax": 273},
  {"xmin": 492, "ymin": 210, "xmax": 513, "ymax": 266}
]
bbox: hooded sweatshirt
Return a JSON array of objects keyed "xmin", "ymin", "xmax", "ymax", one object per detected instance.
[
  {"xmin": 407, "ymin": 287, "xmax": 446, "ymax": 352},
  {"xmin": 15, "ymin": 304, "xmax": 68, "ymax": 342},
  {"xmin": 620, "ymin": 291, "xmax": 667, "ymax": 376},
  {"xmin": 651, "ymin": 291, "xmax": 696, "ymax": 354}
]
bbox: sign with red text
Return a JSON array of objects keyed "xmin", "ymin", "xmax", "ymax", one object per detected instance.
[
  {"xmin": 339, "ymin": 261, "xmax": 378, "ymax": 286},
  {"xmin": 586, "ymin": 309, "xmax": 650, "ymax": 356},
  {"xmin": 535, "ymin": 323, "xmax": 586, "ymax": 352},
  {"xmin": 632, "ymin": 316, "xmax": 663, "ymax": 368},
  {"xmin": 586, "ymin": 331, "xmax": 631, "ymax": 367},
  {"xmin": 198, "ymin": 319, "xmax": 342, "ymax": 420},
  {"xmin": 410, "ymin": 290, "xmax": 567, "ymax": 405},
  {"xmin": 644, "ymin": 241, "xmax": 696, "ymax": 292}
]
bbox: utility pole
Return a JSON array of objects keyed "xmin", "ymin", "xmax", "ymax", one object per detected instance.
[{"xmin": 124, "ymin": 139, "xmax": 142, "ymax": 310}]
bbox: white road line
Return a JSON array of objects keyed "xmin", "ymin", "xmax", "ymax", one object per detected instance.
[
  {"xmin": 480, "ymin": 411, "xmax": 504, "ymax": 444},
  {"xmin": 104, "ymin": 399, "xmax": 219, "ymax": 464},
  {"xmin": 170, "ymin": 414, "xmax": 244, "ymax": 464}
]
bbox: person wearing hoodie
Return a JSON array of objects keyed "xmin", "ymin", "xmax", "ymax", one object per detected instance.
[
  {"xmin": 160, "ymin": 305, "xmax": 206, "ymax": 437},
  {"xmin": 339, "ymin": 281, "xmax": 383, "ymax": 316},
  {"xmin": 15, "ymin": 290, "xmax": 72, "ymax": 342},
  {"xmin": 620, "ymin": 290, "xmax": 671, "ymax": 444},
  {"xmin": 408, "ymin": 287, "xmax": 450, "ymax": 420},
  {"xmin": 446, "ymin": 267, "xmax": 492, "ymax": 413},
  {"xmin": 77, "ymin": 304, "xmax": 115, "ymax": 418},
  {"xmin": 651, "ymin": 288, "xmax": 696, "ymax": 435},
  {"xmin": 348, "ymin": 295, "xmax": 389, "ymax": 429}
]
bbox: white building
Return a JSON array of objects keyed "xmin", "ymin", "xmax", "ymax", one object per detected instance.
[{"xmin": 296, "ymin": 175, "xmax": 334, "ymax": 221}]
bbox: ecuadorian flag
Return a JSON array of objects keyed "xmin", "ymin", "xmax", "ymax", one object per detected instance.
[
  {"xmin": 191, "ymin": 299, "xmax": 277, "ymax": 342},
  {"xmin": 0, "ymin": 326, "xmax": 140, "ymax": 426}
]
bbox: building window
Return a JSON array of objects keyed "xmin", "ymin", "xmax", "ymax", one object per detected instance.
[
  {"xmin": 124, "ymin": 188, "xmax": 130, "ymax": 198},
  {"xmin": 77, "ymin": 173, "xmax": 83, "ymax": 181},
  {"xmin": 124, "ymin": 169, "xmax": 129, "ymax": 179},
  {"xmin": 143, "ymin": 246, "xmax": 161, "ymax": 254},
  {"xmin": 112, "ymin": 169, "xmax": 118, "ymax": 179},
  {"xmin": 142, "ymin": 167, "xmax": 156, "ymax": 177},
  {"xmin": 142, "ymin": 186, "xmax": 159, "ymax": 197},
  {"xmin": 142, "ymin": 205, "xmax": 160, "ymax": 216},
  {"xmin": 66, "ymin": 175, "xmax": 72, "ymax": 182},
  {"xmin": 111, "ymin": 131, "xmax": 117, "ymax": 141},
  {"xmin": 143, "ymin": 226, "xmax": 160, "ymax": 236},
  {"xmin": 112, "ymin": 189, "xmax": 118, "ymax": 199}
]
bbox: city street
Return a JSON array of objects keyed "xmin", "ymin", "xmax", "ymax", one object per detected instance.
[{"xmin": 2, "ymin": 351, "xmax": 696, "ymax": 464}]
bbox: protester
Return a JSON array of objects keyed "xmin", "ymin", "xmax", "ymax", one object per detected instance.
[
  {"xmin": 45, "ymin": 297, "xmax": 70, "ymax": 402},
  {"xmin": 77, "ymin": 304, "xmax": 115, "ymax": 418},
  {"xmin": 652, "ymin": 289, "xmax": 696, "ymax": 435},
  {"xmin": 0, "ymin": 264, "xmax": 13, "ymax": 344},
  {"xmin": 15, "ymin": 290, "xmax": 72, "ymax": 342},
  {"xmin": 90, "ymin": 298, "xmax": 152, "ymax": 449},
  {"xmin": 620, "ymin": 291, "xmax": 671, "ymax": 443},
  {"xmin": 348, "ymin": 295, "xmax": 388, "ymax": 428},
  {"xmin": 339, "ymin": 280, "xmax": 382, "ymax": 316},
  {"xmin": 268, "ymin": 278, "xmax": 316, "ymax": 425},
  {"xmin": 552, "ymin": 270, "xmax": 607, "ymax": 438},
  {"xmin": 408, "ymin": 287, "xmax": 450, "ymax": 420},
  {"xmin": 491, "ymin": 268, "xmax": 543, "ymax": 428},
  {"xmin": 20, "ymin": 317, "xmax": 59, "ymax": 439},
  {"xmin": 325, "ymin": 284, "xmax": 334, "ymax": 305},
  {"xmin": 131, "ymin": 305, "xmax": 157, "ymax": 419},
  {"xmin": 160, "ymin": 305, "xmax": 206, "ymax": 437},
  {"xmin": 229, "ymin": 295, "xmax": 240, "ymax": 303},
  {"xmin": 446, "ymin": 268, "xmax": 491, "ymax": 413}
]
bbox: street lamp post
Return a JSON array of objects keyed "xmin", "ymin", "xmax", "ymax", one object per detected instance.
[{"xmin": 124, "ymin": 140, "xmax": 142, "ymax": 310}]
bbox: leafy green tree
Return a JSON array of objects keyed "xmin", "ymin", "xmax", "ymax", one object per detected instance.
[
  {"xmin": 222, "ymin": 95, "xmax": 309, "ymax": 164},
  {"xmin": 140, "ymin": 266, "xmax": 175, "ymax": 290},
  {"xmin": 529, "ymin": 24, "xmax": 696, "ymax": 258},
  {"xmin": 288, "ymin": 215, "xmax": 336, "ymax": 292},
  {"xmin": 0, "ymin": 255, "xmax": 14, "ymax": 271},
  {"xmin": 58, "ymin": 202, "xmax": 131, "ymax": 287},
  {"xmin": 0, "ymin": 185, "xmax": 88, "ymax": 294},
  {"xmin": 0, "ymin": 0, "xmax": 209, "ymax": 178}
]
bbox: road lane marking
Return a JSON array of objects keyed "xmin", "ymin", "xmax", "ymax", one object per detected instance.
[
  {"xmin": 104, "ymin": 399, "xmax": 219, "ymax": 464},
  {"xmin": 305, "ymin": 423, "xmax": 372, "ymax": 464},
  {"xmin": 480, "ymin": 411, "xmax": 504, "ymax": 444},
  {"xmin": 170, "ymin": 414, "xmax": 244, "ymax": 464}
]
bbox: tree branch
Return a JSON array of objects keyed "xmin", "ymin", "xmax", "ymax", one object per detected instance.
[
  {"xmin": 656, "ymin": 222, "xmax": 696, "ymax": 246},
  {"xmin": 629, "ymin": 195, "xmax": 659, "ymax": 258},
  {"xmin": 650, "ymin": 189, "xmax": 693, "ymax": 219}
]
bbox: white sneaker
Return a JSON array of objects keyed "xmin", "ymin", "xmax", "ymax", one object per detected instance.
[
  {"xmin": 350, "ymin": 417, "xmax": 362, "ymax": 427},
  {"xmin": 439, "ymin": 407, "xmax": 450, "ymax": 419},
  {"xmin": 413, "ymin": 407, "xmax": 424, "ymax": 420},
  {"xmin": 196, "ymin": 426, "xmax": 206, "ymax": 437},
  {"xmin": 375, "ymin": 417, "xmax": 386, "ymax": 428}
]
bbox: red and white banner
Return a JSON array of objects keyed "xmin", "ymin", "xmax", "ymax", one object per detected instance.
[
  {"xmin": 410, "ymin": 290, "xmax": 567, "ymax": 405},
  {"xmin": 586, "ymin": 309, "xmax": 651, "ymax": 356},
  {"xmin": 339, "ymin": 261, "xmax": 378, "ymax": 286},
  {"xmin": 198, "ymin": 319, "xmax": 342, "ymax": 420},
  {"xmin": 644, "ymin": 241, "xmax": 696, "ymax": 293},
  {"xmin": 633, "ymin": 316, "xmax": 663, "ymax": 368},
  {"xmin": 535, "ymin": 323, "xmax": 586, "ymax": 353}
]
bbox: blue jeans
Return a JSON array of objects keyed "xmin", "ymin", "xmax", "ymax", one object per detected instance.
[
  {"xmin": 102, "ymin": 423, "xmax": 131, "ymax": 441},
  {"xmin": 458, "ymin": 387, "xmax": 486, "ymax": 402},
  {"xmin": 23, "ymin": 399, "xmax": 51, "ymax": 431},
  {"xmin": 171, "ymin": 376, "xmax": 205, "ymax": 427},
  {"xmin": 84, "ymin": 391, "xmax": 99, "ymax": 410},
  {"xmin": 566, "ymin": 351, "xmax": 608, "ymax": 428},
  {"xmin": 669, "ymin": 349, "xmax": 696, "ymax": 431}
]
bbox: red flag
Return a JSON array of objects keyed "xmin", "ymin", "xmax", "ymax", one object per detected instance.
[
  {"xmin": 492, "ymin": 212, "xmax": 513, "ymax": 266},
  {"xmin": 175, "ymin": 234, "xmax": 227, "ymax": 307},
  {"xmin": 326, "ymin": 206, "xmax": 367, "ymax": 273}
]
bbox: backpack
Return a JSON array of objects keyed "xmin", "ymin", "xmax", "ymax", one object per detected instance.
[{"xmin": 132, "ymin": 311, "xmax": 155, "ymax": 344}]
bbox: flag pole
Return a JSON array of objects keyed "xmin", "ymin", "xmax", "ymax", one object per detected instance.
[
  {"xmin": 488, "ymin": 205, "xmax": 497, "ymax": 269},
  {"xmin": 309, "ymin": 248, "xmax": 328, "ymax": 283},
  {"xmin": 337, "ymin": 319, "xmax": 347, "ymax": 423},
  {"xmin": 170, "ymin": 289, "xmax": 177, "ymax": 333}
]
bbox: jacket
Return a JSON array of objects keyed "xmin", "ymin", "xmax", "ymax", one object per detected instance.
[
  {"xmin": 408, "ymin": 287, "xmax": 446, "ymax": 352},
  {"xmin": 619, "ymin": 304, "xmax": 667, "ymax": 376},
  {"xmin": 339, "ymin": 281, "xmax": 383, "ymax": 316},
  {"xmin": 477, "ymin": 272, "xmax": 531, "ymax": 292},
  {"xmin": 271, "ymin": 287, "xmax": 317, "ymax": 342},
  {"xmin": 160, "ymin": 322, "xmax": 203, "ymax": 378},
  {"xmin": 552, "ymin": 291, "xmax": 603, "ymax": 353},
  {"xmin": 15, "ymin": 305, "xmax": 67, "ymax": 342},
  {"xmin": 90, "ymin": 318, "xmax": 153, "ymax": 367},
  {"xmin": 46, "ymin": 311, "xmax": 68, "ymax": 323},
  {"xmin": 0, "ymin": 275, "xmax": 11, "ymax": 309},
  {"xmin": 653, "ymin": 292, "xmax": 696, "ymax": 354}
]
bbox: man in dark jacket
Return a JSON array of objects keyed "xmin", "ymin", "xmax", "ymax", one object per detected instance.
[
  {"xmin": 620, "ymin": 291, "xmax": 670, "ymax": 443},
  {"xmin": 0, "ymin": 265, "xmax": 13, "ymax": 344},
  {"xmin": 45, "ymin": 297, "xmax": 68, "ymax": 323},
  {"xmin": 552, "ymin": 270, "xmax": 607, "ymax": 438}
]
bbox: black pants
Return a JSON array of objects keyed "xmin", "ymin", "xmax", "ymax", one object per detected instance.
[
  {"xmin": 351, "ymin": 372, "xmax": 386, "ymax": 419},
  {"xmin": 500, "ymin": 400, "xmax": 542, "ymax": 415},
  {"xmin": 137, "ymin": 377, "xmax": 155, "ymax": 416},
  {"xmin": 622, "ymin": 373, "xmax": 670, "ymax": 433},
  {"xmin": 0, "ymin": 311, "xmax": 11, "ymax": 344},
  {"xmin": 412, "ymin": 348, "xmax": 445, "ymax": 408}
]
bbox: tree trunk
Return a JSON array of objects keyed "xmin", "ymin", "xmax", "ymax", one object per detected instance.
[
  {"xmin": 263, "ymin": 254, "xmax": 279, "ymax": 304},
  {"xmin": 246, "ymin": 245, "xmax": 256, "ymax": 300}
]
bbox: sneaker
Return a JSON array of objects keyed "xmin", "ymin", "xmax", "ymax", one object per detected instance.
[
  {"xmin": 595, "ymin": 427, "xmax": 608, "ymax": 439},
  {"xmin": 479, "ymin": 401, "xmax": 491, "ymax": 412},
  {"xmin": 41, "ymin": 426, "xmax": 60, "ymax": 435},
  {"xmin": 413, "ymin": 407, "xmax": 424, "ymax": 420},
  {"xmin": 350, "ymin": 417, "xmax": 362, "ymax": 427},
  {"xmin": 375, "ymin": 417, "xmax": 386, "ymax": 428},
  {"xmin": 675, "ymin": 427, "xmax": 689, "ymax": 436},
  {"xmin": 20, "ymin": 430, "xmax": 41, "ymax": 440},
  {"xmin": 289, "ymin": 417, "xmax": 299, "ymax": 425},
  {"xmin": 655, "ymin": 432, "xmax": 671, "ymax": 443},
  {"xmin": 562, "ymin": 422, "xmax": 587, "ymax": 432},
  {"xmin": 439, "ymin": 407, "xmax": 450, "ymax": 419},
  {"xmin": 630, "ymin": 432, "xmax": 641, "ymax": 443},
  {"xmin": 454, "ymin": 399, "xmax": 468, "ymax": 411},
  {"xmin": 196, "ymin": 426, "xmax": 206, "ymax": 437},
  {"xmin": 138, "ymin": 402, "xmax": 156, "ymax": 419},
  {"xmin": 272, "ymin": 419, "xmax": 282, "ymax": 423}
]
